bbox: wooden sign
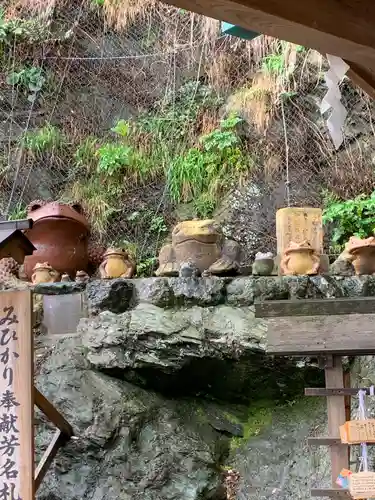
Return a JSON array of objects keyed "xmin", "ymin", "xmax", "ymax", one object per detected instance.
[
  {"xmin": 349, "ymin": 471, "xmax": 375, "ymax": 499},
  {"xmin": 0, "ymin": 290, "xmax": 33, "ymax": 499},
  {"xmin": 340, "ymin": 420, "xmax": 375, "ymax": 444}
]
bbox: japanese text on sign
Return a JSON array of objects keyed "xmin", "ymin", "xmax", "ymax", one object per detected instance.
[{"xmin": 0, "ymin": 306, "xmax": 21, "ymax": 499}]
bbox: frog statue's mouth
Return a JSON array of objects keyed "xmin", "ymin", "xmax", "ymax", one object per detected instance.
[
  {"xmin": 172, "ymin": 218, "xmax": 222, "ymax": 245},
  {"xmin": 26, "ymin": 201, "xmax": 90, "ymax": 231}
]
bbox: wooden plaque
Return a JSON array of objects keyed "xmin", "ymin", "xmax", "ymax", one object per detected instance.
[
  {"xmin": 0, "ymin": 290, "xmax": 33, "ymax": 499},
  {"xmin": 349, "ymin": 472, "xmax": 375, "ymax": 499},
  {"xmin": 265, "ymin": 313, "xmax": 375, "ymax": 355},
  {"xmin": 340, "ymin": 420, "xmax": 375, "ymax": 444}
]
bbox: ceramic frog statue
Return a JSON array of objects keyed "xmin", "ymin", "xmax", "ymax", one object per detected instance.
[
  {"xmin": 280, "ymin": 241, "xmax": 320, "ymax": 276},
  {"xmin": 99, "ymin": 248, "xmax": 136, "ymax": 279},
  {"xmin": 155, "ymin": 219, "xmax": 243, "ymax": 277}
]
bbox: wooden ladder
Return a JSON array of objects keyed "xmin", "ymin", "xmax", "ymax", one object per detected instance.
[{"xmin": 255, "ymin": 297, "xmax": 375, "ymax": 498}]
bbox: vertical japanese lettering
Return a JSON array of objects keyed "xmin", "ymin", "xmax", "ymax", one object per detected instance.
[{"xmin": 0, "ymin": 303, "xmax": 22, "ymax": 499}]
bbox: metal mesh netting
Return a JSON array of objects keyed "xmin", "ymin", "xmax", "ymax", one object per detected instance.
[{"xmin": 1, "ymin": 1, "xmax": 375, "ymax": 263}]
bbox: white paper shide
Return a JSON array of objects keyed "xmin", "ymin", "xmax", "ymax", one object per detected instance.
[{"xmin": 320, "ymin": 55, "xmax": 349, "ymax": 149}]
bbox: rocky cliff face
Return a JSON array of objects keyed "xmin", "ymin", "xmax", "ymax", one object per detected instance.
[{"xmin": 34, "ymin": 275, "xmax": 375, "ymax": 499}]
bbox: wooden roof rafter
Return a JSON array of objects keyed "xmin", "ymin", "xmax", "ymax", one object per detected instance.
[{"xmin": 163, "ymin": 0, "xmax": 375, "ymax": 98}]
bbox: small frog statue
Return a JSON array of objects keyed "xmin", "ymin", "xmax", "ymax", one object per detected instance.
[
  {"xmin": 75, "ymin": 270, "xmax": 90, "ymax": 284},
  {"xmin": 99, "ymin": 247, "xmax": 136, "ymax": 279},
  {"xmin": 252, "ymin": 251, "xmax": 274, "ymax": 276},
  {"xmin": 280, "ymin": 240, "xmax": 320, "ymax": 276},
  {"xmin": 61, "ymin": 273, "xmax": 71, "ymax": 282},
  {"xmin": 347, "ymin": 236, "xmax": 375, "ymax": 275},
  {"xmin": 31, "ymin": 262, "xmax": 60, "ymax": 285}
]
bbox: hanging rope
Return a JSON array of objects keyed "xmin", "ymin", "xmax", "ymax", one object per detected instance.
[{"xmin": 280, "ymin": 97, "xmax": 290, "ymax": 207}]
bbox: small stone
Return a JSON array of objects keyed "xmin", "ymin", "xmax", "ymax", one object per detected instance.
[
  {"xmin": 330, "ymin": 258, "xmax": 355, "ymax": 276},
  {"xmin": 133, "ymin": 278, "xmax": 173, "ymax": 307},
  {"xmin": 309, "ymin": 275, "xmax": 345, "ymax": 298},
  {"xmin": 282, "ymin": 276, "xmax": 310, "ymax": 299},
  {"xmin": 338, "ymin": 276, "xmax": 368, "ymax": 296},
  {"xmin": 254, "ymin": 277, "xmax": 289, "ymax": 301},
  {"xmin": 168, "ymin": 277, "xmax": 226, "ymax": 306},
  {"xmin": 86, "ymin": 279, "xmax": 135, "ymax": 314},
  {"xmin": 226, "ymin": 278, "xmax": 255, "ymax": 306},
  {"xmin": 179, "ymin": 261, "xmax": 200, "ymax": 278}
]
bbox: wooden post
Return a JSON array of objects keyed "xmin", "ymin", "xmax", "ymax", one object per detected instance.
[
  {"xmin": 325, "ymin": 356, "xmax": 349, "ymax": 485},
  {"xmin": 0, "ymin": 290, "xmax": 34, "ymax": 500},
  {"xmin": 343, "ymin": 368, "xmax": 351, "ymax": 464}
]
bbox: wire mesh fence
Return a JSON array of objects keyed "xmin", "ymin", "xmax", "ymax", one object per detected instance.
[{"xmin": 1, "ymin": 1, "xmax": 375, "ymax": 265}]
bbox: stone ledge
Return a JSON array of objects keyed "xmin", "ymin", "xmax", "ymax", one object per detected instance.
[{"xmin": 83, "ymin": 275, "xmax": 375, "ymax": 313}]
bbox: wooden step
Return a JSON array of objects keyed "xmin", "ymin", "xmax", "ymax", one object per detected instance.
[
  {"xmin": 308, "ymin": 437, "xmax": 345, "ymax": 446},
  {"xmin": 311, "ymin": 488, "xmax": 351, "ymax": 497},
  {"xmin": 305, "ymin": 388, "xmax": 371, "ymax": 396},
  {"xmin": 308, "ymin": 437, "xmax": 375, "ymax": 446}
]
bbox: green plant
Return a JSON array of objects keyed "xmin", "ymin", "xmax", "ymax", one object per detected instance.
[
  {"xmin": 0, "ymin": 10, "xmax": 51, "ymax": 47},
  {"xmin": 63, "ymin": 176, "xmax": 121, "ymax": 235},
  {"xmin": 21, "ymin": 123, "xmax": 65, "ymax": 154},
  {"xmin": 6, "ymin": 66, "xmax": 45, "ymax": 102},
  {"xmin": 323, "ymin": 192, "xmax": 375, "ymax": 246},
  {"xmin": 149, "ymin": 215, "xmax": 168, "ymax": 234},
  {"xmin": 262, "ymin": 53, "xmax": 284, "ymax": 74},
  {"xmin": 111, "ymin": 119, "xmax": 130, "ymax": 138},
  {"xmin": 167, "ymin": 114, "xmax": 250, "ymax": 209},
  {"xmin": 8, "ymin": 203, "xmax": 26, "ymax": 221},
  {"xmin": 193, "ymin": 192, "xmax": 216, "ymax": 218},
  {"xmin": 96, "ymin": 143, "xmax": 132, "ymax": 176},
  {"xmin": 74, "ymin": 137, "xmax": 98, "ymax": 171},
  {"xmin": 138, "ymin": 81, "xmax": 223, "ymax": 148},
  {"xmin": 136, "ymin": 257, "xmax": 157, "ymax": 277}
]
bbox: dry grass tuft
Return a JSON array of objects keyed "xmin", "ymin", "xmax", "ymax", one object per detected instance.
[
  {"xmin": 102, "ymin": 0, "xmax": 157, "ymax": 30},
  {"xmin": 226, "ymin": 72, "xmax": 277, "ymax": 133}
]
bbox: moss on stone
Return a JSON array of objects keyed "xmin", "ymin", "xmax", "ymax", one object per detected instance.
[
  {"xmin": 227, "ymin": 397, "xmax": 321, "ymax": 451},
  {"xmin": 226, "ymin": 400, "xmax": 274, "ymax": 451}
]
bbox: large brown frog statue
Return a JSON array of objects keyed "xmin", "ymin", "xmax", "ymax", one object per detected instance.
[
  {"xmin": 23, "ymin": 200, "xmax": 106, "ymax": 280},
  {"xmin": 280, "ymin": 240, "xmax": 320, "ymax": 276},
  {"xmin": 155, "ymin": 219, "xmax": 243, "ymax": 277},
  {"xmin": 99, "ymin": 247, "xmax": 136, "ymax": 279},
  {"xmin": 347, "ymin": 236, "xmax": 375, "ymax": 275}
]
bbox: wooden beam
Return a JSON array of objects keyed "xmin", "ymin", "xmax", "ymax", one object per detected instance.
[
  {"xmin": 307, "ymin": 437, "xmax": 343, "ymax": 446},
  {"xmin": 255, "ymin": 298, "xmax": 375, "ymax": 318},
  {"xmin": 35, "ymin": 430, "xmax": 68, "ymax": 491},
  {"xmin": 305, "ymin": 388, "xmax": 370, "ymax": 396},
  {"xmin": 265, "ymin": 313, "xmax": 375, "ymax": 355},
  {"xmin": 346, "ymin": 62, "xmax": 375, "ymax": 99},
  {"xmin": 163, "ymin": 0, "xmax": 375, "ymax": 96},
  {"xmin": 325, "ymin": 357, "xmax": 349, "ymax": 486},
  {"xmin": 34, "ymin": 388, "xmax": 73, "ymax": 438},
  {"xmin": 311, "ymin": 489, "xmax": 350, "ymax": 498},
  {"xmin": 163, "ymin": 0, "xmax": 375, "ymax": 64}
]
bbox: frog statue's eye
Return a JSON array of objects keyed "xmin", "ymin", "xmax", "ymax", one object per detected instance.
[
  {"xmin": 72, "ymin": 203, "xmax": 83, "ymax": 214},
  {"xmin": 29, "ymin": 203, "xmax": 42, "ymax": 212}
]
